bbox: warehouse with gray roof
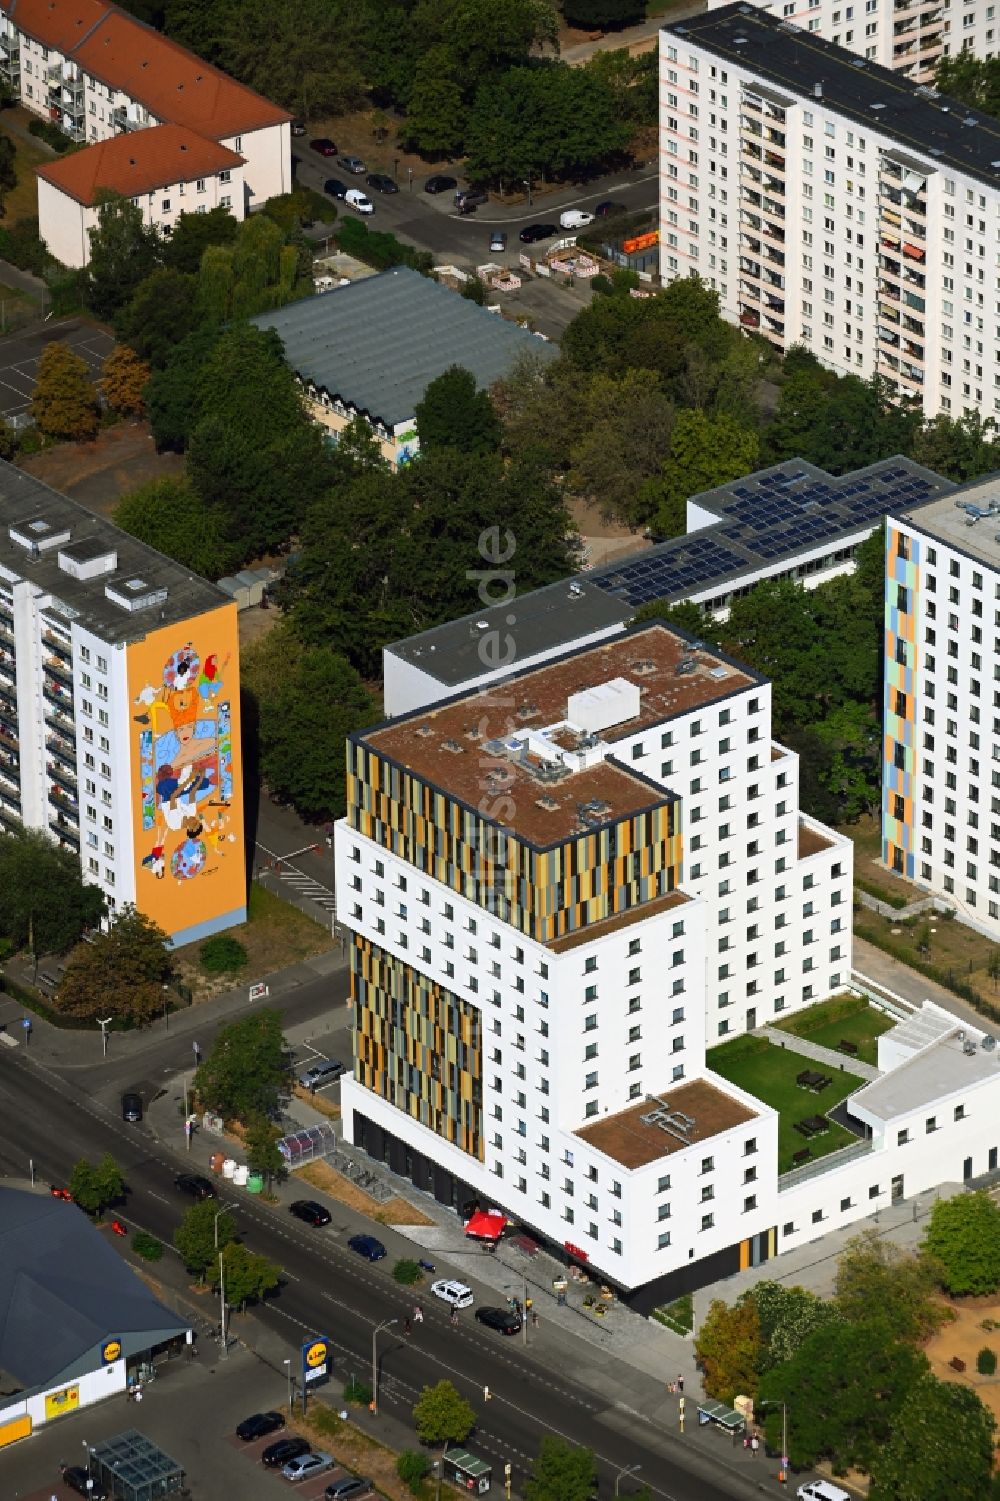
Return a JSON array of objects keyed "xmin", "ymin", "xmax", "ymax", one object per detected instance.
[{"xmin": 253, "ymin": 267, "xmax": 556, "ymax": 467}]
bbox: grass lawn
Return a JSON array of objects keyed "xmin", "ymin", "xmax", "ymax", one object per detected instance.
[
  {"xmin": 838, "ymin": 812, "xmax": 923, "ymax": 907},
  {"xmin": 774, "ymin": 994, "xmax": 894, "ymax": 1066},
  {"xmin": 707, "ymin": 1035, "xmax": 867, "ymax": 1174},
  {"xmin": 2, "ymin": 124, "xmax": 49, "ymax": 224},
  {"xmin": 853, "ymin": 907, "xmax": 1000, "ymax": 1012},
  {"xmin": 173, "ymin": 881, "xmax": 334, "ymax": 1002}
]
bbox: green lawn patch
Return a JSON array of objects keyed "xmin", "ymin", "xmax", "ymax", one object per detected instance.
[
  {"xmin": 652, "ymin": 1293, "xmax": 693, "ymax": 1335},
  {"xmin": 773, "ymin": 994, "xmax": 893, "ymax": 1066},
  {"xmin": 707, "ymin": 1035, "xmax": 866, "ymax": 1174}
]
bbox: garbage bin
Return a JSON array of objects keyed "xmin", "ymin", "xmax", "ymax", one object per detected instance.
[{"xmin": 246, "ymin": 1173, "xmax": 263, "ymax": 1194}]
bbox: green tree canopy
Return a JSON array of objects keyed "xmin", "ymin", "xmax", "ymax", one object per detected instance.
[
  {"xmin": 694, "ymin": 1294, "xmax": 761, "ymax": 1403},
  {"xmin": 412, "ymin": 1379, "xmax": 476, "ymax": 1448},
  {"xmin": 400, "ymin": 48, "xmax": 467, "ymax": 156},
  {"xmin": 30, "ymin": 341, "xmax": 99, "ymax": 442},
  {"xmin": 162, "ymin": 204, "xmax": 239, "ymax": 275},
  {"xmin": 923, "ymin": 1191, "xmax": 1000, "ymax": 1297},
  {"xmin": 466, "ymin": 62, "xmax": 629, "ymax": 183},
  {"xmin": 567, "ymin": 367, "xmax": 675, "ymax": 528},
  {"xmin": 647, "ymin": 409, "xmax": 759, "ymax": 538},
  {"xmin": 211, "ymin": 1240, "xmax": 280, "ymax": 1309},
  {"xmin": 174, "ymin": 1198, "xmax": 237, "ymax": 1281},
  {"xmin": 0, "ymin": 828, "xmax": 105, "ymax": 956},
  {"xmin": 114, "ymin": 476, "xmax": 234, "ymax": 580},
  {"xmin": 564, "ymin": 0, "xmax": 645, "ymax": 25},
  {"xmin": 910, "ymin": 410, "xmax": 1000, "ymax": 482},
  {"xmin": 524, "ymin": 1437, "xmax": 597, "ymax": 1501},
  {"xmin": 147, "ymin": 326, "xmax": 221, "ymax": 451},
  {"xmin": 245, "ymin": 1116, "xmax": 286, "ymax": 1189},
  {"xmin": 69, "ymin": 1152, "xmax": 125, "ymax": 1216},
  {"xmin": 869, "ymin": 1375, "xmax": 996, "ymax": 1501},
  {"xmin": 85, "ymin": 191, "xmax": 161, "ymax": 323},
  {"xmin": 935, "ymin": 53, "xmax": 1000, "ymax": 117},
  {"xmin": 116, "ymin": 267, "xmax": 201, "ymax": 368},
  {"xmin": 415, "ymin": 365, "xmax": 502, "ymax": 454},
  {"xmin": 752, "ymin": 1281, "xmax": 840, "ymax": 1374},
  {"xmin": 55, "ymin": 905, "xmax": 173, "ymax": 1024},
  {"xmin": 834, "ymin": 1231, "xmax": 948, "ymax": 1342},
  {"xmin": 195, "ymin": 1009, "xmax": 290, "ymax": 1122}
]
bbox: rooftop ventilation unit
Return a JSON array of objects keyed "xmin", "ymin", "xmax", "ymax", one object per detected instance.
[
  {"xmin": 415, "ymin": 724, "xmax": 433, "ymax": 738},
  {"xmin": 442, "ymin": 738, "xmax": 464, "ymax": 754},
  {"xmin": 964, "ymin": 1040, "xmax": 978, "ymax": 1056},
  {"xmin": 516, "ymin": 702, "xmax": 540, "ymax": 720},
  {"xmin": 640, "ymin": 1096, "xmax": 697, "ymax": 1145},
  {"xmin": 535, "ymin": 796, "xmax": 560, "ymax": 811},
  {"xmin": 630, "ymin": 658, "xmax": 657, "ymax": 676},
  {"xmin": 676, "ymin": 656, "xmax": 697, "ymax": 675},
  {"xmin": 982, "ymin": 1034, "xmax": 997, "ymax": 1052}
]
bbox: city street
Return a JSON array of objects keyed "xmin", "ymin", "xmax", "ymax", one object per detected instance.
[{"xmin": 0, "ymin": 1049, "xmax": 767, "ymax": 1501}]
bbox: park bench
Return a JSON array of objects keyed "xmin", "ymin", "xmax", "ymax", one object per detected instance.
[
  {"xmin": 792, "ymin": 1147, "xmax": 812, "ymax": 1165},
  {"xmin": 838, "ymin": 1039, "xmax": 859, "ymax": 1056}
]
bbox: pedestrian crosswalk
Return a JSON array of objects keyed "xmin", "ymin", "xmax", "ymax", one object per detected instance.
[{"xmin": 279, "ymin": 869, "xmax": 337, "ymax": 914}]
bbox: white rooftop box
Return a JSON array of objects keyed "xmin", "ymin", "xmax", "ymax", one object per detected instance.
[{"xmin": 567, "ymin": 677, "xmax": 641, "ymax": 734}]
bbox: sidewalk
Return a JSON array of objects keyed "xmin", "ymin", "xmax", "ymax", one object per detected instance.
[
  {"xmin": 854, "ymin": 934, "xmax": 997, "ymax": 1034},
  {"xmin": 755, "ymin": 1024, "xmax": 880, "ymax": 1081},
  {"xmin": 0, "ymin": 946, "xmax": 346, "ymax": 1069}
]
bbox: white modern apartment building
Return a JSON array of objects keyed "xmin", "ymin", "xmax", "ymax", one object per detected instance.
[
  {"xmin": 0, "ymin": 0, "xmax": 290, "ymax": 212},
  {"xmin": 0, "ymin": 462, "xmax": 246, "ymax": 949},
  {"xmin": 706, "ymin": 0, "xmax": 946, "ymax": 82},
  {"xmin": 336, "ymin": 618, "xmax": 859, "ymax": 1303},
  {"xmin": 661, "ymin": 5, "xmax": 1000, "ymax": 419},
  {"xmin": 882, "ymin": 476, "xmax": 1000, "ymax": 939}
]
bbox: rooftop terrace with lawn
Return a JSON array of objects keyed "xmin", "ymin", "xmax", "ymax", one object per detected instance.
[
  {"xmin": 707, "ymin": 1027, "xmax": 869, "ymax": 1175},
  {"xmin": 772, "ymin": 993, "xmax": 895, "ymax": 1067}
]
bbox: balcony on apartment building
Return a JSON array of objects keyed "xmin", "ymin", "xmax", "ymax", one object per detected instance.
[
  {"xmin": 879, "ymin": 325, "xmax": 902, "ymax": 349},
  {"xmin": 741, "ymin": 115, "xmax": 764, "ymax": 137},
  {"xmin": 0, "ymin": 758, "xmax": 19, "ymax": 797},
  {"xmin": 739, "ymin": 306, "xmax": 761, "ymax": 329},
  {"xmin": 0, "ymin": 31, "xmax": 19, "ymax": 86},
  {"xmin": 47, "ymin": 756, "xmax": 77, "ymax": 793},
  {"xmin": 49, "ymin": 813, "xmax": 78, "ymax": 847},
  {"xmin": 0, "ymin": 653, "xmax": 15, "ymax": 686},
  {"xmin": 111, "ymin": 105, "xmax": 151, "ymax": 134},
  {"xmin": 739, "ymin": 282, "xmax": 762, "ymax": 306},
  {"xmin": 44, "ymin": 652, "xmax": 73, "ymax": 689},
  {"xmin": 47, "ymin": 781, "xmax": 78, "ymax": 818}
]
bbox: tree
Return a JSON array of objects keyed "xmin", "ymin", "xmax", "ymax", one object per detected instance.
[
  {"xmin": 397, "ymin": 1451, "xmax": 431, "ymax": 1493},
  {"xmin": 524, "ymin": 1437, "xmax": 596, "ymax": 1501},
  {"xmin": 162, "ymin": 205, "xmax": 239, "ymax": 275},
  {"xmin": 583, "ymin": 47, "xmax": 656, "ymax": 126},
  {"xmin": 911, "ymin": 410, "xmax": 1000, "ymax": 482},
  {"xmin": 415, "ymin": 365, "xmax": 502, "ymax": 455},
  {"xmin": 465, "ymin": 62, "xmax": 630, "ymax": 184},
  {"xmin": 115, "ymin": 267, "xmax": 201, "ymax": 367},
  {"xmin": 69, "ymin": 1152, "xmax": 125, "ymax": 1216},
  {"xmin": 216, "ymin": 0, "xmax": 366, "ymax": 119},
  {"xmin": 174, "ymin": 1198, "xmax": 236, "ymax": 1281},
  {"xmin": 194, "ymin": 1009, "xmax": 291, "ymax": 1122},
  {"xmin": 400, "ymin": 48, "xmax": 466, "ymax": 156},
  {"xmin": 924, "ymin": 1191, "xmax": 1000, "ymax": 1296},
  {"xmin": 0, "ymin": 828, "xmax": 105, "ymax": 957},
  {"xmin": 212, "ymin": 1240, "xmax": 280, "ymax": 1310},
  {"xmin": 759, "ymin": 1320, "xmax": 928, "ymax": 1472},
  {"xmin": 85, "ymin": 190, "xmax": 161, "ymax": 322},
  {"xmin": 648, "ymin": 410, "xmax": 759, "ymax": 537},
  {"xmin": 752, "ymin": 1281, "xmax": 840, "ymax": 1373},
  {"xmin": 0, "ymin": 132, "xmax": 17, "ymax": 214},
  {"xmin": 835, "ymin": 1231, "xmax": 947, "ymax": 1343},
  {"xmin": 146, "ymin": 326, "xmax": 220, "ymax": 450},
  {"xmin": 935, "ymin": 53, "xmax": 1000, "ymax": 118},
  {"xmin": 563, "ymin": 0, "xmax": 645, "ymax": 27},
  {"xmin": 694, "ymin": 1295, "xmax": 761, "ymax": 1403},
  {"xmin": 30, "ymin": 341, "xmax": 99, "ymax": 441},
  {"xmin": 567, "ymin": 368, "xmax": 675, "ymax": 527},
  {"xmin": 100, "ymin": 345, "xmax": 151, "ymax": 417},
  {"xmin": 870, "ymin": 1375, "xmax": 996, "ymax": 1501},
  {"xmin": 114, "ymin": 476, "xmax": 234, "ymax": 579},
  {"xmin": 412, "ymin": 1380, "xmax": 476, "ymax": 1488},
  {"xmin": 186, "ymin": 323, "xmax": 334, "ymax": 558},
  {"xmin": 253, "ymin": 637, "xmax": 380, "ymax": 821},
  {"xmin": 55, "ymin": 905, "xmax": 173, "ymax": 1024},
  {"xmin": 244, "ymin": 1115, "xmax": 286, "ymax": 1190}
]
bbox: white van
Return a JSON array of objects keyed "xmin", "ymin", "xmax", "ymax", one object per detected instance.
[
  {"xmin": 796, "ymin": 1482, "xmax": 851, "ymax": 1501},
  {"xmin": 345, "ymin": 189, "xmax": 374, "ymax": 215}
]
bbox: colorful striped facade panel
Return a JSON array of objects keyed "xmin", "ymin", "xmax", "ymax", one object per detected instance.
[
  {"xmin": 352, "ymin": 936, "xmax": 484, "ymax": 1161},
  {"xmin": 882, "ymin": 525, "xmax": 920, "ymax": 880},
  {"xmin": 347, "ymin": 744, "xmax": 683, "ymax": 942}
]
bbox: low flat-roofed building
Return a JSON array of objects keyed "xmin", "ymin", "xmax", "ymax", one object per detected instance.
[
  {"xmin": 252, "ymin": 266, "xmax": 557, "ymax": 467},
  {"xmin": 575, "ymin": 1079, "xmax": 758, "ymax": 1168}
]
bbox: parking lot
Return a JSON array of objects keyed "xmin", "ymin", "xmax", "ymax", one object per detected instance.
[
  {"xmin": 229, "ymin": 1430, "xmax": 374, "ymax": 1499},
  {"xmin": 0, "ymin": 317, "xmax": 115, "ymax": 417}
]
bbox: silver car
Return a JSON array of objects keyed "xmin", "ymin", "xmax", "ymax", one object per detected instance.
[
  {"xmin": 298, "ymin": 1058, "xmax": 345, "ymax": 1090},
  {"xmin": 283, "ymin": 1451, "xmax": 333, "ymax": 1482}
]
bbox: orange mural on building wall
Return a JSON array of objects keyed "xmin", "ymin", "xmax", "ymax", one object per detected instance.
[{"xmin": 126, "ymin": 604, "xmax": 244, "ymax": 941}]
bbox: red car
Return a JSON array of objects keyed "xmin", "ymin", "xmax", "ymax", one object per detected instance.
[
  {"xmin": 50, "ymin": 1186, "xmax": 72, "ymax": 1200},
  {"xmin": 310, "ymin": 137, "xmax": 337, "ymax": 157}
]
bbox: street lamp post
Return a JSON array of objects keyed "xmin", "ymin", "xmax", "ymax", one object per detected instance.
[
  {"xmin": 615, "ymin": 1462, "xmax": 641, "ymax": 1496},
  {"xmin": 523, "ymin": 177, "xmax": 533, "ymax": 208},
  {"xmin": 283, "ymin": 1357, "xmax": 293, "ymax": 1414},
  {"xmin": 372, "ymin": 1317, "xmax": 397, "ymax": 1415},
  {"xmin": 97, "ymin": 1015, "xmax": 112, "ymax": 1058},
  {"xmin": 758, "ymin": 1399, "xmax": 788, "ymax": 1484},
  {"xmin": 218, "ymin": 1251, "xmax": 228, "ymax": 1360}
]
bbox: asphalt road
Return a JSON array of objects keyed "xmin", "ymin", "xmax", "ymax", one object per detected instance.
[{"xmin": 0, "ymin": 1052, "xmax": 760, "ymax": 1501}]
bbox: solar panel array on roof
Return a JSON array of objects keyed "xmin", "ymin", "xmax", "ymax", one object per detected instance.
[{"xmin": 588, "ymin": 457, "xmax": 950, "ymax": 609}]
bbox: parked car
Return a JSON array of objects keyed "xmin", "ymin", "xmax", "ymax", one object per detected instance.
[
  {"xmin": 431, "ymin": 1278, "xmax": 474, "ymax": 1310},
  {"xmin": 323, "ymin": 178, "xmax": 348, "ymax": 200},
  {"xmin": 291, "ymin": 119, "xmax": 306, "ymax": 136},
  {"xmin": 559, "ymin": 209, "xmax": 594, "ymax": 229},
  {"xmin": 298, "ymin": 1058, "xmax": 346, "ymax": 1090},
  {"xmin": 283, "ymin": 1451, "xmax": 334, "ymax": 1482},
  {"xmin": 366, "ymin": 172, "xmax": 398, "ymax": 194},
  {"xmin": 121, "ymin": 1091, "xmax": 143, "ymax": 1123},
  {"xmin": 489, "ymin": 230, "xmax": 508, "ymax": 253},
  {"xmin": 236, "ymin": 1411, "xmax": 285, "ymax": 1442},
  {"xmin": 348, "ymin": 1233, "xmax": 386, "ymax": 1261},
  {"xmin": 62, "ymin": 1467, "xmax": 108, "ymax": 1500},
  {"xmin": 174, "ymin": 1173, "xmax": 216, "ymax": 1200},
  {"xmin": 595, "ymin": 199, "xmax": 626, "ymax": 216},
  {"xmin": 519, "ymin": 223, "xmax": 557, "ymax": 244},
  {"xmin": 425, "ymin": 174, "xmax": 458, "ymax": 194},
  {"xmin": 475, "ymin": 1306, "xmax": 522, "ymax": 1336},
  {"xmin": 796, "ymin": 1485, "xmax": 851, "ymax": 1501},
  {"xmin": 262, "ymin": 1436, "xmax": 311, "ymax": 1468},
  {"xmin": 455, "ymin": 185, "xmax": 489, "ymax": 210},
  {"xmin": 345, "ymin": 189, "xmax": 374, "ymax": 215},
  {"xmin": 310, "ymin": 137, "xmax": 337, "ymax": 156},
  {"xmin": 325, "ymin": 1477, "xmax": 374, "ymax": 1499},
  {"xmin": 338, "ymin": 155, "xmax": 366, "ymax": 174},
  {"xmin": 289, "ymin": 1199, "xmax": 332, "ymax": 1228}
]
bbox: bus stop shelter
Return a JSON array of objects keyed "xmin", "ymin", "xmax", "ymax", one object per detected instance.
[
  {"xmin": 90, "ymin": 1429, "xmax": 187, "ymax": 1499},
  {"xmin": 697, "ymin": 1399, "xmax": 746, "ymax": 1438}
]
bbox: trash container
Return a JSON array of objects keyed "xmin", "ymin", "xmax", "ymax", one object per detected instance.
[{"xmin": 246, "ymin": 1173, "xmax": 263, "ymax": 1194}]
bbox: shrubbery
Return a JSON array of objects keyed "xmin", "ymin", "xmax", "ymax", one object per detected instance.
[{"xmin": 199, "ymin": 934, "xmax": 249, "ymax": 974}]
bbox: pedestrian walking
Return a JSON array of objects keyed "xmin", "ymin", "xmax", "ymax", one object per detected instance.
[
  {"xmin": 450, "ymin": 1306, "xmax": 458, "ymax": 1327},
  {"xmin": 413, "ymin": 1303, "xmax": 424, "ymax": 1324},
  {"xmin": 750, "ymin": 1435, "xmax": 760, "ymax": 1458},
  {"xmin": 531, "ymin": 1309, "xmax": 539, "ymax": 1328},
  {"xmin": 677, "ymin": 1374, "xmax": 685, "ymax": 1393},
  {"xmin": 404, "ymin": 1317, "xmax": 412, "ymax": 1337}
]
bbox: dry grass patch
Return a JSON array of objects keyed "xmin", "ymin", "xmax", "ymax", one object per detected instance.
[
  {"xmin": 288, "ymin": 1402, "xmax": 460, "ymax": 1500},
  {"xmin": 292, "ymin": 1083, "xmax": 341, "ymax": 1120},
  {"xmin": 295, "ymin": 1159, "xmax": 434, "ymax": 1227},
  {"xmin": 174, "ymin": 883, "xmax": 334, "ymax": 1002}
]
